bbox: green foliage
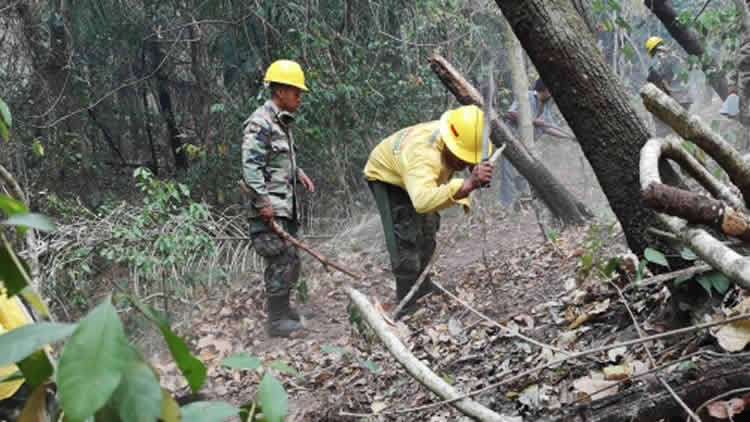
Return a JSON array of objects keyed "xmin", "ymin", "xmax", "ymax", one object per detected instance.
[
  {"xmin": 181, "ymin": 401, "xmax": 239, "ymax": 422},
  {"xmin": 576, "ymin": 221, "xmax": 618, "ymax": 280},
  {"xmin": 130, "ymin": 297, "xmax": 207, "ymax": 393},
  {"xmin": 644, "ymin": 247, "xmax": 670, "ymax": 268},
  {"xmin": 257, "ymin": 374, "xmax": 288, "ymax": 422},
  {"xmin": 220, "ymin": 353, "xmax": 261, "ymax": 370},
  {"xmin": 58, "ymin": 298, "xmax": 135, "ymax": 421},
  {"xmin": 98, "ymin": 168, "xmax": 214, "ymax": 296},
  {"xmin": 0, "ymin": 322, "xmax": 75, "ymax": 366}
]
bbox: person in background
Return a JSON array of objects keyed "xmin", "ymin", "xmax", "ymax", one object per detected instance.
[
  {"xmin": 645, "ymin": 36, "xmax": 693, "ymax": 136},
  {"xmin": 500, "ymin": 79, "xmax": 571, "ymax": 207}
]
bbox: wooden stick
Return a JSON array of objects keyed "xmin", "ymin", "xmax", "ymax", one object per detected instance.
[
  {"xmin": 345, "ymin": 287, "xmax": 517, "ymax": 422},
  {"xmin": 269, "ymin": 221, "xmax": 364, "ymax": 280},
  {"xmin": 623, "ymin": 264, "xmax": 712, "ymax": 292},
  {"xmin": 237, "ymin": 181, "xmax": 363, "ymax": 280}
]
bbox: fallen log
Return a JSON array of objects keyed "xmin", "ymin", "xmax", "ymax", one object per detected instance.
[
  {"xmin": 643, "ymin": 183, "xmax": 750, "ymax": 242},
  {"xmin": 640, "ymin": 138, "xmax": 750, "ymax": 288},
  {"xmin": 345, "ymin": 287, "xmax": 518, "ymax": 422},
  {"xmin": 541, "ymin": 354, "xmax": 750, "ymax": 422},
  {"xmin": 428, "ymin": 54, "xmax": 591, "ymax": 226}
]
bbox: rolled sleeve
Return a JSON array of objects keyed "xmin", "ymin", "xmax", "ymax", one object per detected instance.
[{"xmin": 403, "ymin": 158, "xmax": 468, "ymax": 214}]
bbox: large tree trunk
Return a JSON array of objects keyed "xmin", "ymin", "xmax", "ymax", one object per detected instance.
[
  {"xmin": 644, "ymin": 0, "xmax": 729, "ymax": 100},
  {"xmin": 429, "ymin": 55, "xmax": 590, "ymax": 226},
  {"xmin": 494, "ymin": 0, "xmax": 679, "ymax": 255}
]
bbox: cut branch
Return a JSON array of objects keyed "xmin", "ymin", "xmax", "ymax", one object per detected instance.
[
  {"xmin": 640, "ymin": 137, "xmax": 750, "ymax": 288},
  {"xmin": 429, "ymin": 54, "xmax": 590, "ymax": 225},
  {"xmin": 345, "ymin": 287, "xmax": 518, "ymax": 422},
  {"xmin": 643, "ymin": 183, "xmax": 750, "ymax": 241}
]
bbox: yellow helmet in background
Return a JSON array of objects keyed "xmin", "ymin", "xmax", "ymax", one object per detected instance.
[
  {"xmin": 439, "ymin": 105, "xmax": 492, "ymax": 164},
  {"xmin": 264, "ymin": 60, "xmax": 309, "ymax": 91},
  {"xmin": 645, "ymin": 36, "xmax": 664, "ymax": 55}
]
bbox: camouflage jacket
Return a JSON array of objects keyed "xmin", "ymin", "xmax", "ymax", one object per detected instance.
[
  {"xmin": 647, "ymin": 47, "xmax": 691, "ymax": 104},
  {"xmin": 242, "ymin": 100, "xmax": 305, "ymax": 220}
]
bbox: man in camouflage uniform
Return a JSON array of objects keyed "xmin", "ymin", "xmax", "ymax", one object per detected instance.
[
  {"xmin": 646, "ymin": 36, "xmax": 693, "ymax": 136},
  {"xmin": 242, "ymin": 60, "xmax": 315, "ymax": 337}
]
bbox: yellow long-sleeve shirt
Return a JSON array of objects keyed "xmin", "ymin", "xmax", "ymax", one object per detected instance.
[{"xmin": 363, "ymin": 121, "xmax": 471, "ymax": 214}]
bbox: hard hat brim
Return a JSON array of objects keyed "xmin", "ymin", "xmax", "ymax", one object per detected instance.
[{"xmin": 265, "ymin": 79, "xmax": 309, "ymax": 92}]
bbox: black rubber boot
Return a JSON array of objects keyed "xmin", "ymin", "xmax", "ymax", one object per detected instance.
[
  {"xmin": 267, "ymin": 295, "xmax": 304, "ymax": 337},
  {"xmin": 395, "ymin": 277, "xmax": 437, "ymax": 319}
]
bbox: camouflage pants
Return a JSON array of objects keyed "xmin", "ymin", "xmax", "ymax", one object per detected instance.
[
  {"xmin": 368, "ymin": 181, "xmax": 440, "ymax": 297},
  {"xmin": 250, "ymin": 218, "xmax": 300, "ymax": 297}
]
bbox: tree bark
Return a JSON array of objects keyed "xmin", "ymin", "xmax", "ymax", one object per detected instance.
[
  {"xmin": 428, "ymin": 54, "xmax": 590, "ymax": 226},
  {"xmin": 504, "ymin": 22, "xmax": 533, "ymax": 147},
  {"xmin": 644, "ymin": 0, "xmax": 729, "ymax": 100},
  {"xmin": 494, "ymin": 0, "xmax": 677, "ymax": 255},
  {"xmin": 643, "ymin": 183, "xmax": 750, "ymax": 241},
  {"xmin": 541, "ymin": 354, "xmax": 750, "ymax": 422},
  {"xmin": 149, "ymin": 41, "xmax": 188, "ymax": 171}
]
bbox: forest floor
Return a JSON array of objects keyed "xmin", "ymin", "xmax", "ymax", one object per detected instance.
[
  {"xmin": 149, "ymin": 126, "xmax": 750, "ymax": 421},
  {"xmin": 150, "ymin": 203, "xmax": 695, "ymax": 421}
]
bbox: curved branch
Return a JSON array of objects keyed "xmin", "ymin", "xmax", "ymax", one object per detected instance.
[
  {"xmin": 640, "ymin": 137, "xmax": 750, "ymax": 287},
  {"xmin": 641, "ymin": 83, "xmax": 750, "ymax": 204}
]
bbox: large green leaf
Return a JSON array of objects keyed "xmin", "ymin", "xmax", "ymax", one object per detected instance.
[
  {"xmin": 257, "ymin": 374, "xmax": 288, "ymax": 422},
  {"xmin": 181, "ymin": 401, "xmax": 239, "ymax": 422},
  {"xmin": 18, "ymin": 349, "xmax": 54, "ymax": 389},
  {"xmin": 111, "ymin": 360, "xmax": 162, "ymax": 422},
  {"xmin": 0, "ymin": 97, "xmax": 11, "ymax": 128},
  {"xmin": 0, "ymin": 119, "xmax": 8, "ymax": 142},
  {"xmin": 130, "ymin": 298, "xmax": 206, "ymax": 392},
  {"xmin": 644, "ymin": 247, "xmax": 670, "ymax": 268},
  {"xmin": 58, "ymin": 298, "xmax": 132, "ymax": 422},
  {"xmin": 0, "ymin": 194, "xmax": 27, "ymax": 216},
  {"xmin": 3, "ymin": 213, "xmax": 56, "ymax": 232},
  {"xmin": 220, "ymin": 353, "xmax": 260, "ymax": 370},
  {"xmin": 0, "ymin": 243, "xmax": 30, "ymax": 297},
  {"xmin": 0, "ymin": 322, "xmax": 75, "ymax": 366}
]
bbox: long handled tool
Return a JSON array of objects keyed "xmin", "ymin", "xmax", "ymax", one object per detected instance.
[{"xmin": 238, "ymin": 181, "xmax": 364, "ymax": 280}]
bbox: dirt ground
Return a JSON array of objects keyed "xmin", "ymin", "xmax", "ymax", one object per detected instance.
[
  {"xmin": 150, "ymin": 120, "xmax": 749, "ymax": 421},
  {"xmin": 151, "ymin": 203, "xmax": 637, "ymax": 421}
]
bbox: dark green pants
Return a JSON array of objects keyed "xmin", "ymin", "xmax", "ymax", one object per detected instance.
[
  {"xmin": 368, "ymin": 181, "xmax": 440, "ymax": 300},
  {"xmin": 250, "ymin": 217, "xmax": 300, "ymax": 297}
]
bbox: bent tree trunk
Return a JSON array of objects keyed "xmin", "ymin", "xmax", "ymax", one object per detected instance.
[
  {"xmin": 429, "ymin": 55, "xmax": 590, "ymax": 226},
  {"xmin": 494, "ymin": 0, "xmax": 679, "ymax": 255},
  {"xmin": 644, "ymin": 0, "xmax": 729, "ymax": 100}
]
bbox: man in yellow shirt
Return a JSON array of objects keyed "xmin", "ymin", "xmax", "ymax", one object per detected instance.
[{"xmin": 364, "ymin": 105, "xmax": 493, "ymax": 318}]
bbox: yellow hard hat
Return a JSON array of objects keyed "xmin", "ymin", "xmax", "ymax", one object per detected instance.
[
  {"xmin": 264, "ymin": 60, "xmax": 309, "ymax": 91},
  {"xmin": 645, "ymin": 36, "xmax": 663, "ymax": 54},
  {"xmin": 439, "ymin": 105, "xmax": 492, "ymax": 164}
]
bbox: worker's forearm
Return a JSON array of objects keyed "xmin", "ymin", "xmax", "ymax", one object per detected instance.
[{"xmin": 453, "ymin": 178, "xmax": 477, "ymax": 200}]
